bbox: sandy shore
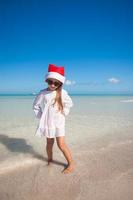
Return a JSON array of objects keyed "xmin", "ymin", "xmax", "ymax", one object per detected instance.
[
  {"xmin": 0, "ymin": 96, "xmax": 133, "ymax": 200},
  {"xmin": 0, "ymin": 129, "xmax": 133, "ymax": 200}
]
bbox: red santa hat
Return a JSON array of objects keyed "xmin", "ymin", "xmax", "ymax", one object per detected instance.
[{"xmin": 45, "ymin": 64, "xmax": 65, "ymax": 83}]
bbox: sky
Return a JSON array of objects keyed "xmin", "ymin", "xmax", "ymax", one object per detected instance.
[{"xmin": 0, "ymin": 0, "xmax": 133, "ymax": 94}]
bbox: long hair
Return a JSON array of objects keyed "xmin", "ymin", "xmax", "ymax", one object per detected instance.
[{"xmin": 53, "ymin": 84, "xmax": 63, "ymax": 113}]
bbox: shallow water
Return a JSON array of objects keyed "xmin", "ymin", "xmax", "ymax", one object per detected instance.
[{"xmin": 0, "ymin": 94, "xmax": 133, "ymax": 154}]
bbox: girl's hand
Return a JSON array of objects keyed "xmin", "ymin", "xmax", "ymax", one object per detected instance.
[{"xmin": 61, "ymin": 110, "xmax": 65, "ymax": 116}]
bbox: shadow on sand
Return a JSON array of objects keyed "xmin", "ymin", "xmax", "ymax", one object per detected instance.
[{"xmin": 0, "ymin": 134, "xmax": 66, "ymax": 167}]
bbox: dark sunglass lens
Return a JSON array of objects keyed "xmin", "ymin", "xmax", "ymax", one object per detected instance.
[
  {"xmin": 47, "ymin": 79, "xmax": 61, "ymax": 87},
  {"xmin": 54, "ymin": 82, "xmax": 60, "ymax": 87},
  {"xmin": 47, "ymin": 80, "xmax": 52, "ymax": 85}
]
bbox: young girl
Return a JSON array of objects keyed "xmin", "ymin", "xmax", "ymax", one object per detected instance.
[{"xmin": 33, "ymin": 64, "xmax": 74, "ymax": 174}]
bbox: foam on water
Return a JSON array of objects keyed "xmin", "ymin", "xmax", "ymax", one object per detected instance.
[{"xmin": 120, "ymin": 99, "xmax": 133, "ymax": 103}]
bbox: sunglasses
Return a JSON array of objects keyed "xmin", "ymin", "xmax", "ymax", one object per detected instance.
[{"xmin": 47, "ymin": 79, "xmax": 61, "ymax": 87}]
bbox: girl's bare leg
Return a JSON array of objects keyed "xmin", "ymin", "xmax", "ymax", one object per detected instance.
[
  {"xmin": 56, "ymin": 136, "xmax": 74, "ymax": 173},
  {"xmin": 46, "ymin": 138, "xmax": 55, "ymax": 164}
]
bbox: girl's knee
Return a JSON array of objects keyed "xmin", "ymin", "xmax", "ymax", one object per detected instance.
[{"xmin": 57, "ymin": 142, "xmax": 66, "ymax": 150}]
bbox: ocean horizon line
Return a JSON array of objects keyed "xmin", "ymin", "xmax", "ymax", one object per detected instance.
[{"xmin": 0, "ymin": 93, "xmax": 133, "ymax": 96}]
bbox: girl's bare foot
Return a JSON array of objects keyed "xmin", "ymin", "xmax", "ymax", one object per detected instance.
[
  {"xmin": 62, "ymin": 163, "xmax": 74, "ymax": 174},
  {"xmin": 47, "ymin": 158, "xmax": 53, "ymax": 165}
]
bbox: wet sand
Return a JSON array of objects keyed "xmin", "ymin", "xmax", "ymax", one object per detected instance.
[{"xmin": 0, "ymin": 129, "xmax": 133, "ymax": 200}]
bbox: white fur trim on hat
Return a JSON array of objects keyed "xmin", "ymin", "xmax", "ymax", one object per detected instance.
[{"xmin": 45, "ymin": 72, "xmax": 66, "ymax": 83}]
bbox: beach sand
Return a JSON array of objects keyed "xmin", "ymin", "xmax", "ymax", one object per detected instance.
[
  {"xmin": 0, "ymin": 95, "xmax": 133, "ymax": 200},
  {"xmin": 0, "ymin": 130, "xmax": 133, "ymax": 200}
]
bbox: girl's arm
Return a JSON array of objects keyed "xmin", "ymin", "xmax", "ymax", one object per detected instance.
[
  {"xmin": 32, "ymin": 91, "xmax": 44, "ymax": 119},
  {"xmin": 63, "ymin": 91, "xmax": 73, "ymax": 116}
]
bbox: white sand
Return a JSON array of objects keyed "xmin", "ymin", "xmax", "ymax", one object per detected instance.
[{"xmin": 0, "ymin": 130, "xmax": 133, "ymax": 200}]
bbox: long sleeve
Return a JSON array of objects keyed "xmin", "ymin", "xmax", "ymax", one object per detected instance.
[
  {"xmin": 63, "ymin": 91, "xmax": 73, "ymax": 116},
  {"xmin": 32, "ymin": 91, "xmax": 44, "ymax": 119}
]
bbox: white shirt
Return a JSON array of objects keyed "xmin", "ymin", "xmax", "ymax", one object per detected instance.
[{"xmin": 33, "ymin": 88, "xmax": 73, "ymax": 138}]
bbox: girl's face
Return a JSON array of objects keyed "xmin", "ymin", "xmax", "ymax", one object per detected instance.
[{"xmin": 46, "ymin": 78, "xmax": 62, "ymax": 91}]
